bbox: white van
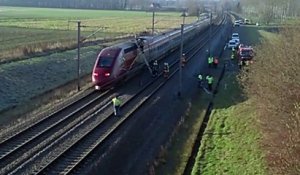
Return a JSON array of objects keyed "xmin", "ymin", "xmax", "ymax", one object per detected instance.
[{"xmin": 244, "ymin": 19, "xmax": 250, "ymax": 24}]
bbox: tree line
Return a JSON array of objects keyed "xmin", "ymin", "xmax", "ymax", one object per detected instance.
[
  {"xmin": 230, "ymin": 0, "xmax": 300, "ymax": 24},
  {"xmin": 0, "ymin": 0, "xmax": 154, "ymax": 10}
]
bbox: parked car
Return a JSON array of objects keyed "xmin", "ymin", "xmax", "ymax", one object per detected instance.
[
  {"xmin": 234, "ymin": 20, "xmax": 240, "ymax": 26},
  {"xmin": 227, "ymin": 39, "xmax": 239, "ymax": 49},
  {"xmin": 244, "ymin": 19, "xmax": 250, "ymax": 24},
  {"xmin": 232, "ymin": 38, "xmax": 240, "ymax": 45},
  {"xmin": 232, "ymin": 33, "xmax": 239, "ymax": 40}
]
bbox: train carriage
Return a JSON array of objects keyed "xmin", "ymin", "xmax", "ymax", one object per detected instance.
[{"xmin": 92, "ymin": 18, "xmax": 212, "ymax": 90}]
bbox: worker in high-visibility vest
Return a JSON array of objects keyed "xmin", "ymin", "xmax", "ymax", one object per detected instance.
[
  {"xmin": 245, "ymin": 60, "xmax": 250, "ymax": 66},
  {"xmin": 231, "ymin": 48, "xmax": 236, "ymax": 60},
  {"xmin": 206, "ymin": 75, "xmax": 214, "ymax": 91},
  {"xmin": 198, "ymin": 74, "xmax": 203, "ymax": 88},
  {"xmin": 208, "ymin": 56, "xmax": 214, "ymax": 68},
  {"xmin": 238, "ymin": 60, "xmax": 243, "ymax": 69},
  {"xmin": 112, "ymin": 95, "xmax": 122, "ymax": 116}
]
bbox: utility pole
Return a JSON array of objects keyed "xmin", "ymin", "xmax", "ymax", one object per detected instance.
[
  {"xmin": 178, "ymin": 24, "xmax": 184, "ymax": 97},
  {"xmin": 152, "ymin": 10, "xmax": 155, "ymax": 35},
  {"xmin": 182, "ymin": 9, "xmax": 187, "ymax": 25},
  {"xmin": 209, "ymin": 12, "xmax": 212, "ymax": 57},
  {"xmin": 151, "ymin": 5, "xmax": 155, "ymax": 36},
  {"xmin": 77, "ymin": 21, "xmax": 81, "ymax": 91}
]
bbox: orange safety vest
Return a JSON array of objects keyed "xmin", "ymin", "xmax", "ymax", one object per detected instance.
[{"xmin": 214, "ymin": 58, "xmax": 219, "ymax": 64}]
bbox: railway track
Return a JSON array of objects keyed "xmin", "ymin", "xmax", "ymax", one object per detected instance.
[
  {"xmin": 0, "ymin": 90, "xmax": 115, "ymax": 174},
  {"xmin": 0, "ymin": 15, "xmax": 227, "ymax": 175}
]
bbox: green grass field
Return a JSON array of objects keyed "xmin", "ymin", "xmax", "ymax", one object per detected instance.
[
  {"xmin": 0, "ymin": 6, "xmax": 197, "ymax": 60},
  {"xmin": 191, "ymin": 73, "xmax": 267, "ymax": 175}
]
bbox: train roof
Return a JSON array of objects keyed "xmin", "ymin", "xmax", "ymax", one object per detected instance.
[
  {"xmin": 106, "ymin": 18, "xmax": 210, "ymax": 50},
  {"xmin": 108, "ymin": 41, "xmax": 137, "ymax": 49}
]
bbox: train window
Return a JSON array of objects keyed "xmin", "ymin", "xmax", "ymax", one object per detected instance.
[
  {"xmin": 97, "ymin": 57, "xmax": 114, "ymax": 68},
  {"xmin": 124, "ymin": 45, "xmax": 138, "ymax": 53}
]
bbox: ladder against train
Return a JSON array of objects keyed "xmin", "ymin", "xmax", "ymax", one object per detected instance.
[{"xmin": 135, "ymin": 38, "xmax": 153, "ymax": 76}]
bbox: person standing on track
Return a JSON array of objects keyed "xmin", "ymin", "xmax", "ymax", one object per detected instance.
[
  {"xmin": 181, "ymin": 53, "xmax": 187, "ymax": 68},
  {"xmin": 112, "ymin": 95, "xmax": 122, "ymax": 117},
  {"xmin": 137, "ymin": 38, "xmax": 144, "ymax": 53},
  {"xmin": 163, "ymin": 62, "xmax": 170, "ymax": 78},
  {"xmin": 152, "ymin": 60, "xmax": 159, "ymax": 77}
]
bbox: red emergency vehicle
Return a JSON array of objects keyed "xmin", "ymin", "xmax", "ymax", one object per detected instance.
[{"xmin": 238, "ymin": 45, "xmax": 254, "ymax": 61}]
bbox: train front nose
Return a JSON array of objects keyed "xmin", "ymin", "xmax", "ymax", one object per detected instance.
[{"xmin": 92, "ymin": 68, "xmax": 112, "ymax": 89}]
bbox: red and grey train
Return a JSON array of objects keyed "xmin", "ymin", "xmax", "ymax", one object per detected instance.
[{"xmin": 92, "ymin": 18, "xmax": 211, "ymax": 90}]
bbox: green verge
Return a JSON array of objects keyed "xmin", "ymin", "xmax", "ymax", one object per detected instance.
[{"xmin": 191, "ymin": 73, "xmax": 267, "ymax": 175}]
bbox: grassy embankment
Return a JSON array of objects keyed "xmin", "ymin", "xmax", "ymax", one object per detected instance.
[
  {"xmin": 191, "ymin": 27, "xmax": 280, "ymax": 175},
  {"xmin": 0, "ymin": 6, "xmax": 197, "ymax": 61},
  {"xmin": 191, "ymin": 73, "xmax": 267, "ymax": 175}
]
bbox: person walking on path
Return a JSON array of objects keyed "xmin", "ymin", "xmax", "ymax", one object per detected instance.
[
  {"xmin": 112, "ymin": 95, "xmax": 122, "ymax": 116},
  {"xmin": 206, "ymin": 74, "xmax": 214, "ymax": 91}
]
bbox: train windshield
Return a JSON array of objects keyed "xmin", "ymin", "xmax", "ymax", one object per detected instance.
[
  {"xmin": 97, "ymin": 57, "xmax": 114, "ymax": 68},
  {"xmin": 97, "ymin": 48, "xmax": 121, "ymax": 68}
]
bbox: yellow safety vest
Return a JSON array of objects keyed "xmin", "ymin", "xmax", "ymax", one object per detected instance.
[
  {"xmin": 206, "ymin": 76, "xmax": 214, "ymax": 84},
  {"xmin": 112, "ymin": 97, "xmax": 121, "ymax": 106},
  {"xmin": 208, "ymin": 57, "xmax": 214, "ymax": 64},
  {"xmin": 231, "ymin": 54, "xmax": 235, "ymax": 59},
  {"xmin": 245, "ymin": 60, "xmax": 249, "ymax": 66}
]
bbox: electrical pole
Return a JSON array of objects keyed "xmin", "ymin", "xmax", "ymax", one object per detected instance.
[
  {"xmin": 152, "ymin": 9, "xmax": 155, "ymax": 36},
  {"xmin": 77, "ymin": 21, "xmax": 81, "ymax": 91},
  {"xmin": 182, "ymin": 9, "xmax": 187, "ymax": 25},
  {"xmin": 178, "ymin": 24, "xmax": 184, "ymax": 97},
  {"xmin": 209, "ymin": 12, "xmax": 212, "ymax": 57}
]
